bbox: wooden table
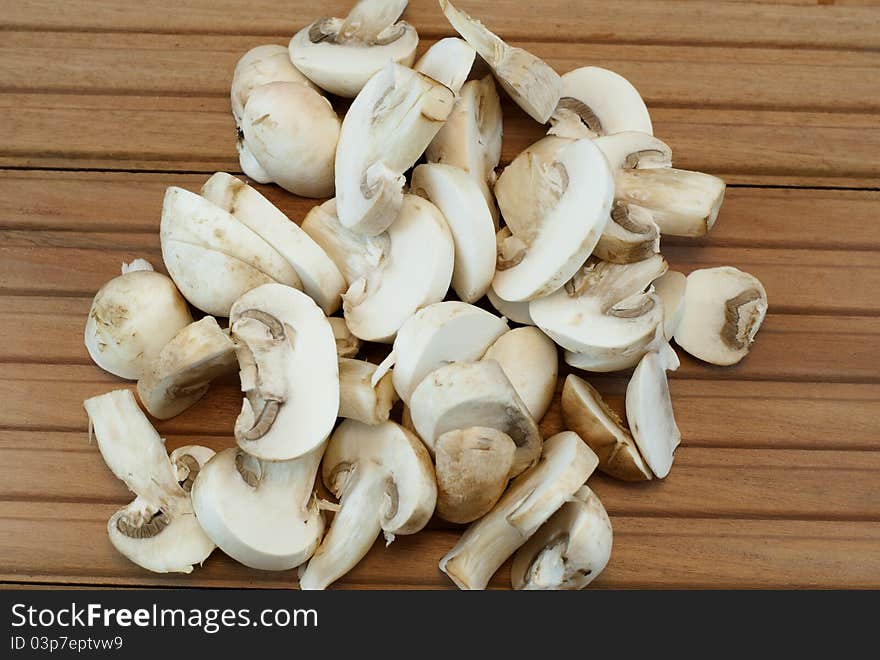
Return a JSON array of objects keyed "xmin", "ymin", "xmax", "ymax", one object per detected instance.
[{"xmin": 1, "ymin": 0, "xmax": 878, "ymax": 590}]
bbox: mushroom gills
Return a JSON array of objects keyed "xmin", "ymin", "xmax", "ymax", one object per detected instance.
[{"xmin": 593, "ymin": 201, "xmax": 660, "ymax": 265}]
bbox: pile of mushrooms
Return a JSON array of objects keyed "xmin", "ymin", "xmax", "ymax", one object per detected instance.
[{"xmin": 81, "ymin": 0, "xmax": 768, "ymax": 589}]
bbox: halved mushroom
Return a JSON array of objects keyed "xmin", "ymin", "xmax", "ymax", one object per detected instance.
[
  {"xmin": 288, "ymin": 0, "xmax": 419, "ymax": 98},
  {"xmin": 329, "ymin": 317, "xmax": 361, "ymax": 358},
  {"xmin": 137, "ymin": 316, "xmax": 238, "ymax": 420},
  {"xmin": 85, "ymin": 260, "xmax": 192, "ymax": 380},
  {"xmin": 299, "ymin": 420, "xmax": 436, "ymax": 590},
  {"xmin": 626, "ymin": 342, "xmax": 681, "ymax": 479},
  {"xmin": 409, "ymin": 360, "xmax": 541, "ymax": 478},
  {"xmin": 653, "ymin": 270, "xmax": 687, "ymax": 339},
  {"xmin": 334, "ymin": 62, "xmax": 453, "ymax": 235},
  {"xmin": 160, "ymin": 187, "xmax": 302, "ymax": 317},
  {"xmin": 482, "ymin": 327, "xmax": 558, "ymax": 421},
  {"xmin": 493, "ymin": 137, "xmax": 615, "ymax": 301},
  {"xmin": 511, "ymin": 485, "xmax": 612, "ymax": 590},
  {"xmin": 201, "ymin": 172, "xmax": 346, "ymax": 315},
  {"xmin": 440, "ymin": 0, "xmax": 561, "ymax": 123},
  {"xmin": 439, "ymin": 431, "xmax": 599, "ymax": 590},
  {"xmin": 339, "ymin": 358, "xmax": 398, "ymax": 425},
  {"xmin": 231, "ymin": 44, "xmax": 318, "ymax": 125},
  {"xmin": 561, "ymin": 373, "xmax": 651, "ymax": 481},
  {"xmin": 593, "ymin": 201, "xmax": 660, "ymax": 265},
  {"xmin": 390, "ymin": 301, "xmax": 509, "ymax": 405},
  {"xmin": 84, "ymin": 389, "xmax": 215, "ymax": 573},
  {"xmin": 414, "ymin": 37, "xmax": 475, "ymax": 94},
  {"xmin": 411, "ymin": 163, "xmax": 496, "ymax": 303},
  {"xmin": 550, "ymin": 66, "xmax": 652, "ymax": 139},
  {"xmin": 434, "ymin": 427, "xmax": 516, "ymax": 523},
  {"xmin": 674, "ymin": 267, "xmax": 768, "ymax": 365},
  {"xmin": 229, "ymin": 283, "xmax": 339, "ymax": 461}
]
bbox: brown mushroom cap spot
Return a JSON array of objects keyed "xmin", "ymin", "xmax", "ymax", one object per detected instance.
[
  {"xmin": 556, "ymin": 97, "xmax": 602, "ymax": 134},
  {"xmin": 235, "ymin": 450, "xmax": 262, "ymax": 488},
  {"xmin": 722, "ymin": 288, "xmax": 763, "ymax": 350},
  {"xmin": 175, "ymin": 453, "xmax": 200, "ymax": 493},
  {"xmin": 116, "ymin": 511, "xmax": 170, "ymax": 539}
]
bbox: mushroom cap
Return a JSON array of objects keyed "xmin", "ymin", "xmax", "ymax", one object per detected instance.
[
  {"xmin": 414, "ymin": 37, "xmax": 476, "ymax": 94},
  {"xmin": 593, "ymin": 131, "xmax": 672, "ymax": 170},
  {"xmin": 552, "ymin": 66, "xmax": 652, "ymax": 137},
  {"xmin": 653, "ymin": 270, "xmax": 687, "ymax": 339},
  {"xmin": 170, "ymin": 445, "xmax": 216, "ymax": 493},
  {"xmin": 486, "ymin": 286, "xmax": 535, "ymax": 326},
  {"xmin": 231, "ymin": 44, "xmax": 318, "ymax": 124}
]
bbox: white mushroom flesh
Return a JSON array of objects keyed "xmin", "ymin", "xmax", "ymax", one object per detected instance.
[
  {"xmin": 414, "ymin": 37, "xmax": 475, "ymax": 94},
  {"xmin": 338, "ymin": 357, "xmax": 398, "ymax": 425}
]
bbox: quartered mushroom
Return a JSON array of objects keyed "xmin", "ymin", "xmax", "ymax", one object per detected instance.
[
  {"xmin": 231, "ymin": 44, "xmax": 318, "ymax": 125},
  {"xmin": 84, "ymin": 260, "xmax": 192, "ymax": 380},
  {"xmin": 593, "ymin": 201, "xmax": 660, "ymax": 265},
  {"xmin": 511, "ymin": 486, "xmax": 612, "ymax": 590},
  {"xmin": 439, "ymin": 431, "xmax": 599, "ymax": 590},
  {"xmin": 440, "ymin": 0, "xmax": 561, "ymax": 123},
  {"xmin": 486, "ymin": 282, "xmax": 535, "ymax": 326},
  {"xmin": 409, "ymin": 360, "xmax": 542, "ymax": 478},
  {"xmin": 299, "ymin": 420, "xmax": 437, "ymax": 590},
  {"xmin": 653, "ymin": 270, "xmax": 687, "ymax": 339},
  {"xmin": 674, "ymin": 266, "xmax": 768, "ymax": 365},
  {"xmin": 137, "ymin": 316, "xmax": 238, "ymax": 420},
  {"xmin": 329, "ymin": 317, "xmax": 361, "ymax": 357},
  {"xmin": 493, "ymin": 136, "xmax": 615, "ymax": 301},
  {"xmin": 289, "ymin": 0, "xmax": 419, "ymax": 98},
  {"xmin": 229, "ymin": 283, "xmax": 339, "ymax": 461},
  {"xmin": 192, "ymin": 446, "xmax": 324, "ymax": 570},
  {"xmin": 334, "ymin": 62, "xmax": 454, "ymax": 235},
  {"xmin": 84, "ymin": 390, "xmax": 215, "ymax": 573},
  {"xmin": 414, "ymin": 36, "xmax": 475, "ymax": 94},
  {"xmin": 338, "ymin": 357, "xmax": 398, "ymax": 425}
]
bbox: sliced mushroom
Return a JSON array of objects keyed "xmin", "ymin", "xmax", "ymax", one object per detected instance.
[
  {"xmin": 170, "ymin": 445, "xmax": 215, "ymax": 494},
  {"xmin": 440, "ymin": 0, "xmax": 561, "ymax": 123},
  {"xmin": 201, "ymin": 172, "xmax": 346, "ymax": 314},
  {"xmin": 339, "ymin": 357, "xmax": 398, "ymax": 425},
  {"xmin": 486, "ymin": 284, "xmax": 535, "ymax": 326},
  {"xmin": 550, "ymin": 66, "xmax": 652, "ymax": 139},
  {"xmin": 288, "ymin": 0, "xmax": 419, "ymax": 98},
  {"xmin": 229, "ymin": 283, "xmax": 339, "ymax": 461},
  {"xmin": 593, "ymin": 201, "xmax": 660, "ymax": 265},
  {"xmin": 626, "ymin": 342, "xmax": 682, "ymax": 479},
  {"xmin": 137, "ymin": 316, "xmax": 238, "ymax": 420},
  {"xmin": 84, "ymin": 260, "xmax": 192, "ymax": 379},
  {"xmin": 434, "ymin": 427, "xmax": 516, "ymax": 524},
  {"xmin": 409, "ymin": 360, "xmax": 541, "ymax": 478},
  {"xmin": 390, "ymin": 301, "xmax": 509, "ymax": 405},
  {"xmin": 439, "ymin": 431, "xmax": 599, "ymax": 590},
  {"xmin": 335, "ymin": 63, "xmax": 453, "ymax": 235},
  {"xmin": 299, "ymin": 420, "xmax": 437, "ymax": 590},
  {"xmin": 674, "ymin": 267, "xmax": 768, "ymax": 365},
  {"xmin": 84, "ymin": 390, "xmax": 215, "ymax": 573},
  {"xmin": 561, "ymin": 373, "xmax": 651, "ymax": 481},
  {"xmin": 511, "ymin": 485, "xmax": 612, "ymax": 590},
  {"xmin": 231, "ymin": 44, "xmax": 318, "ymax": 125},
  {"xmin": 653, "ymin": 270, "xmax": 687, "ymax": 339},
  {"xmin": 411, "ymin": 163, "xmax": 496, "ymax": 303},
  {"xmin": 593, "ymin": 131, "xmax": 672, "ymax": 171},
  {"xmin": 191, "ymin": 446, "xmax": 324, "ymax": 570},
  {"xmin": 493, "ymin": 137, "xmax": 615, "ymax": 301},
  {"xmin": 414, "ymin": 37, "xmax": 475, "ymax": 94},
  {"xmin": 329, "ymin": 317, "xmax": 361, "ymax": 358},
  {"xmin": 482, "ymin": 327, "xmax": 558, "ymax": 421}
]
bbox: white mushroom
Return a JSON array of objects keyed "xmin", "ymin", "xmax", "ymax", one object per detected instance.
[
  {"xmin": 170, "ymin": 445, "xmax": 216, "ymax": 494},
  {"xmin": 84, "ymin": 260, "xmax": 193, "ymax": 380},
  {"xmin": 493, "ymin": 137, "xmax": 615, "ymax": 301},
  {"xmin": 511, "ymin": 486, "xmax": 612, "ymax": 590},
  {"xmin": 334, "ymin": 62, "xmax": 454, "ymax": 235},
  {"xmin": 653, "ymin": 270, "xmax": 687, "ymax": 339},
  {"xmin": 409, "ymin": 360, "xmax": 541, "ymax": 478},
  {"xmin": 674, "ymin": 267, "xmax": 768, "ymax": 365},
  {"xmin": 192, "ymin": 446, "xmax": 324, "ymax": 570},
  {"xmin": 231, "ymin": 44, "xmax": 318, "ymax": 125},
  {"xmin": 439, "ymin": 431, "xmax": 599, "ymax": 590},
  {"xmin": 229, "ymin": 283, "xmax": 339, "ymax": 461},
  {"xmin": 137, "ymin": 316, "xmax": 238, "ymax": 420},
  {"xmin": 414, "ymin": 37, "xmax": 475, "ymax": 94},
  {"xmin": 593, "ymin": 201, "xmax": 660, "ymax": 265},
  {"xmin": 593, "ymin": 131, "xmax": 672, "ymax": 170},
  {"xmin": 288, "ymin": 0, "xmax": 419, "ymax": 98},
  {"xmin": 201, "ymin": 172, "xmax": 346, "ymax": 314},
  {"xmin": 486, "ymin": 284, "xmax": 535, "ymax": 326},
  {"xmin": 338, "ymin": 357, "xmax": 398, "ymax": 425},
  {"xmin": 411, "ymin": 163, "xmax": 496, "ymax": 302},
  {"xmin": 300, "ymin": 420, "xmax": 436, "ymax": 590},
  {"xmin": 329, "ymin": 317, "xmax": 361, "ymax": 358},
  {"xmin": 482, "ymin": 327, "xmax": 558, "ymax": 421},
  {"xmin": 83, "ymin": 390, "xmax": 215, "ymax": 573},
  {"xmin": 440, "ymin": 0, "xmax": 561, "ymax": 123}
]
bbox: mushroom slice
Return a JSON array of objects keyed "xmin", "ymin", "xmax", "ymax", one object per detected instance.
[
  {"xmin": 160, "ymin": 187, "xmax": 302, "ymax": 316},
  {"xmin": 593, "ymin": 201, "xmax": 661, "ymax": 265},
  {"xmin": 440, "ymin": 0, "xmax": 561, "ymax": 123},
  {"xmin": 300, "ymin": 420, "xmax": 436, "ymax": 590},
  {"xmin": 653, "ymin": 270, "xmax": 687, "ymax": 339},
  {"xmin": 482, "ymin": 327, "xmax": 558, "ymax": 422},
  {"xmin": 435, "ymin": 427, "xmax": 516, "ymax": 524},
  {"xmin": 329, "ymin": 317, "xmax": 361, "ymax": 358},
  {"xmin": 201, "ymin": 173, "xmax": 346, "ymax": 315},
  {"xmin": 626, "ymin": 342, "xmax": 682, "ymax": 479},
  {"xmin": 339, "ymin": 358, "xmax": 398, "ymax": 425},
  {"xmin": 439, "ymin": 431, "xmax": 599, "ymax": 590},
  {"xmin": 487, "ymin": 285, "xmax": 535, "ymax": 326},
  {"xmin": 674, "ymin": 267, "xmax": 768, "ymax": 365},
  {"xmin": 414, "ymin": 37, "xmax": 476, "ymax": 94},
  {"xmin": 561, "ymin": 374, "xmax": 651, "ymax": 481},
  {"xmin": 335, "ymin": 63, "xmax": 454, "ymax": 235},
  {"xmin": 137, "ymin": 316, "xmax": 238, "ymax": 420},
  {"xmin": 192, "ymin": 446, "xmax": 324, "ymax": 570},
  {"xmin": 170, "ymin": 445, "xmax": 216, "ymax": 494},
  {"xmin": 391, "ymin": 301, "xmax": 509, "ymax": 404},
  {"xmin": 409, "ymin": 360, "xmax": 541, "ymax": 478},
  {"xmin": 550, "ymin": 66, "xmax": 652, "ymax": 138},
  {"xmin": 84, "ymin": 390, "xmax": 215, "ymax": 573},
  {"xmin": 593, "ymin": 131, "xmax": 672, "ymax": 171},
  {"xmin": 493, "ymin": 137, "xmax": 615, "ymax": 301},
  {"xmin": 411, "ymin": 164, "xmax": 496, "ymax": 303},
  {"xmin": 511, "ymin": 486, "xmax": 612, "ymax": 590},
  {"xmin": 230, "ymin": 283, "xmax": 339, "ymax": 461},
  {"xmin": 288, "ymin": 0, "xmax": 419, "ymax": 98},
  {"xmin": 231, "ymin": 44, "xmax": 318, "ymax": 125}
]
